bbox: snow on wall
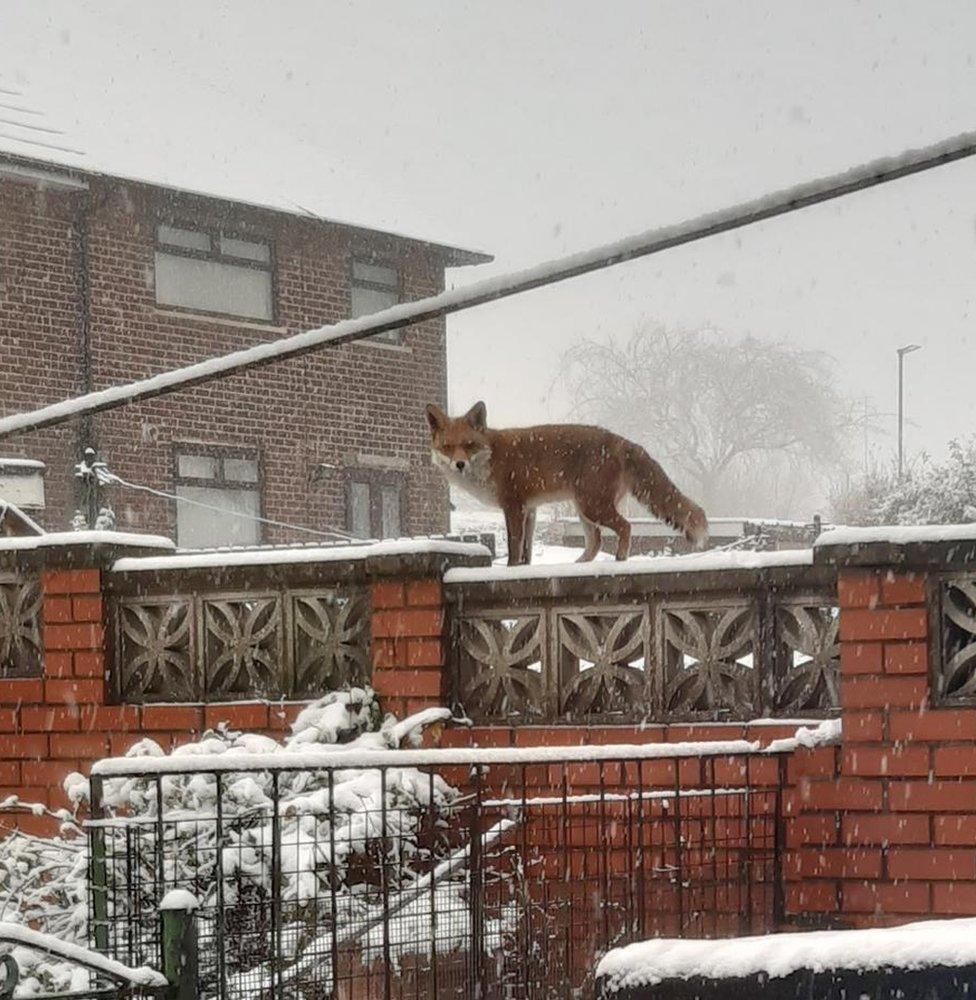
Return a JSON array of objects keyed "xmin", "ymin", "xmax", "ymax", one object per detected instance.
[
  {"xmin": 0, "ymin": 530, "xmax": 175, "ymax": 552},
  {"xmin": 111, "ymin": 537, "xmax": 489, "ymax": 572},
  {"xmin": 596, "ymin": 917, "xmax": 976, "ymax": 991},
  {"xmin": 817, "ymin": 523, "xmax": 976, "ymax": 547},
  {"xmin": 444, "ymin": 548, "xmax": 813, "ymax": 584}
]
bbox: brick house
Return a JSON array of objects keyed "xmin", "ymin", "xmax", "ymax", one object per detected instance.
[{"xmin": 0, "ymin": 148, "xmax": 489, "ymax": 546}]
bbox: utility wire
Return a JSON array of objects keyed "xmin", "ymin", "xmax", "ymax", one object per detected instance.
[{"xmin": 98, "ymin": 469, "xmax": 358, "ymax": 542}]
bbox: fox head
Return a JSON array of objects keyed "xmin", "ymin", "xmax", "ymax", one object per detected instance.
[{"xmin": 425, "ymin": 401, "xmax": 490, "ymax": 475}]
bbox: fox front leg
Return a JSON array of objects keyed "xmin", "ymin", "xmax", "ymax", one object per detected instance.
[
  {"xmin": 504, "ymin": 502, "xmax": 528, "ymax": 567},
  {"xmin": 521, "ymin": 509, "xmax": 536, "ymax": 565}
]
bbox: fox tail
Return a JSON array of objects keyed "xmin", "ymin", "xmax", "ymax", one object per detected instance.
[{"xmin": 623, "ymin": 444, "xmax": 709, "ymax": 549}]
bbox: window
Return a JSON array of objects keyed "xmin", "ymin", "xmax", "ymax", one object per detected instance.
[
  {"xmin": 350, "ymin": 257, "xmax": 402, "ymax": 345},
  {"xmin": 174, "ymin": 445, "xmax": 261, "ymax": 548},
  {"xmin": 345, "ymin": 469, "xmax": 405, "ymax": 538},
  {"xmin": 155, "ymin": 224, "xmax": 274, "ymax": 321}
]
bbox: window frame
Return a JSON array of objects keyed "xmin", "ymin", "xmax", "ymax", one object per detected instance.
[
  {"xmin": 349, "ymin": 253, "xmax": 404, "ymax": 345},
  {"xmin": 154, "ymin": 220, "xmax": 277, "ymax": 324},
  {"xmin": 344, "ymin": 467, "xmax": 407, "ymax": 539},
  {"xmin": 172, "ymin": 442, "xmax": 264, "ymax": 546}
]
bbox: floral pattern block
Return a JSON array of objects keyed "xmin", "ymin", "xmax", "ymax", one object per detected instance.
[
  {"xmin": 663, "ymin": 606, "xmax": 757, "ymax": 718},
  {"xmin": 457, "ymin": 615, "xmax": 544, "ymax": 720},
  {"xmin": 0, "ymin": 577, "xmax": 41, "ymax": 679},
  {"xmin": 557, "ymin": 611, "xmax": 648, "ymax": 718},
  {"xmin": 941, "ymin": 580, "xmax": 976, "ymax": 700},
  {"xmin": 118, "ymin": 599, "xmax": 194, "ymax": 700},
  {"xmin": 775, "ymin": 604, "xmax": 839, "ymax": 713},
  {"xmin": 204, "ymin": 597, "xmax": 283, "ymax": 700},
  {"xmin": 292, "ymin": 590, "xmax": 369, "ymax": 697}
]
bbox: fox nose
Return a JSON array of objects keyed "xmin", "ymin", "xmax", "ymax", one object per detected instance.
[{"xmin": 455, "ymin": 460, "xmax": 466, "ymax": 471}]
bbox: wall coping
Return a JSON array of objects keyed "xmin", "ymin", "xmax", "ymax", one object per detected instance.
[
  {"xmin": 111, "ymin": 537, "xmax": 491, "ymax": 578},
  {"xmin": 0, "ymin": 530, "xmax": 175, "ymax": 570},
  {"xmin": 814, "ymin": 523, "xmax": 976, "ymax": 570},
  {"xmin": 444, "ymin": 548, "xmax": 813, "ymax": 585}
]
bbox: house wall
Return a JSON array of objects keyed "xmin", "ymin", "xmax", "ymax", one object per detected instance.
[{"xmin": 0, "ymin": 165, "xmax": 459, "ymax": 541}]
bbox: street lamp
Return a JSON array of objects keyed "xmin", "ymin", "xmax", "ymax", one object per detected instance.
[{"xmin": 897, "ymin": 344, "xmax": 922, "ymax": 477}]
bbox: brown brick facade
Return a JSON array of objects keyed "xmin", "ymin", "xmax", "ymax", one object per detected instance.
[{"xmin": 0, "ymin": 154, "xmax": 487, "ymax": 541}]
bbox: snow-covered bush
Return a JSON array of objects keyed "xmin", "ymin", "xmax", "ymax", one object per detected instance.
[{"xmin": 0, "ymin": 687, "xmax": 490, "ymax": 997}]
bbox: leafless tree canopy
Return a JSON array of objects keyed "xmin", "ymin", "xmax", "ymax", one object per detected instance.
[{"xmin": 558, "ymin": 326, "xmax": 854, "ymax": 513}]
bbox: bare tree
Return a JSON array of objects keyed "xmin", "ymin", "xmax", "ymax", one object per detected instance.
[{"xmin": 558, "ymin": 325, "xmax": 854, "ymax": 514}]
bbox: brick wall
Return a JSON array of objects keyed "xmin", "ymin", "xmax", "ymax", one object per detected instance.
[
  {"xmin": 784, "ymin": 566, "xmax": 976, "ymax": 926},
  {"xmin": 0, "ymin": 158, "xmax": 481, "ymax": 540}
]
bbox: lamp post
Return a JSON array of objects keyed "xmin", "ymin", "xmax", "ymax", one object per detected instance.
[{"xmin": 897, "ymin": 344, "xmax": 922, "ymax": 477}]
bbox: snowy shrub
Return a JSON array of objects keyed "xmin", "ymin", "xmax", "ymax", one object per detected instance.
[{"xmin": 0, "ymin": 687, "xmax": 502, "ymax": 997}]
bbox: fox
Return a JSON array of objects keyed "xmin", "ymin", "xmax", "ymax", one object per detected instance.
[{"xmin": 426, "ymin": 400, "xmax": 708, "ymax": 566}]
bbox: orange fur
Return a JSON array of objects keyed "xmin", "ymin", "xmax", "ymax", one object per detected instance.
[{"xmin": 426, "ymin": 401, "xmax": 708, "ymax": 566}]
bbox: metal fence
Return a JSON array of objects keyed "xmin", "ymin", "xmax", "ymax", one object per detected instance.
[{"xmin": 88, "ymin": 746, "xmax": 786, "ymax": 999}]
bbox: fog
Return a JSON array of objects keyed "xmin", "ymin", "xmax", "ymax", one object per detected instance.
[{"xmin": 4, "ymin": 0, "xmax": 976, "ymax": 515}]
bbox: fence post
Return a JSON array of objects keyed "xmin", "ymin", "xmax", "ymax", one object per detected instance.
[
  {"xmin": 88, "ymin": 773, "xmax": 109, "ymax": 954},
  {"xmin": 160, "ymin": 891, "xmax": 199, "ymax": 1000}
]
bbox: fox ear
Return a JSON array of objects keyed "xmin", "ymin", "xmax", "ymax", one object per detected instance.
[
  {"xmin": 464, "ymin": 401, "xmax": 487, "ymax": 432},
  {"xmin": 425, "ymin": 404, "xmax": 446, "ymax": 433}
]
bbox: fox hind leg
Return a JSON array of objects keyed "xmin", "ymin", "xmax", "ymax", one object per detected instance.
[
  {"xmin": 577, "ymin": 515, "xmax": 602, "ymax": 562},
  {"xmin": 579, "ymin": 502, "xmax": 632, "ymax": 561},
  {"xmin": 504, "ymin": 502, "xmax": 528, "ymax": 567}
]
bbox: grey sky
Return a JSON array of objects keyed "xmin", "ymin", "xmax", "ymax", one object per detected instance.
[{"xmin": 3, "ymin": 0, "xmax": 976, "ymax": 479}]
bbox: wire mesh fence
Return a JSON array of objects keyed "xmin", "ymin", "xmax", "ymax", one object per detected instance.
[{"xmin": 87, "ymin": 747, "xmax": 786, "ymax": 999}]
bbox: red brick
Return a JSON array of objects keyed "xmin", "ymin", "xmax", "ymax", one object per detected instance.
[
  {"xmin": 371, "ymin": 638, "xmax": 399, "ymax": 669},
  {"xmin": 933, "ymin": 882, "xmax": 976, "ymax": 915},
  {"xmin": 42, "ymin": 569, "xmax": 101, "ymax": 595},
  {"xmin": 43, "ymin": 623, "xmax": 104, "ymax": 651},
  {"xmin": 844, "ymin": 710, "xmax": 885, "ymax": 742},
  {"xmin": 839, "ymin": 608, "xmax": 928, "ymax": 642},
  {"xmin": 405, "ymin": 579, "xmax": 442, "ymax": 607},
  {"xmin": 838, "ymin": 572, "xmax": 880, "ymax": 609},
  {"xmin": 7, "ymin": 814, "xmax": 59, "ymax": 837},
  {"xmin": 890, "ymin": 709, "xmax": 976, "ymax": 742},
  {"xmin": 790, "ymin": 814, "xmax": 838, "ymax": 846},
  {"xmin": 50, "ymin": 733, "xmax": 109, "ymax": 759},
  {"xmin": 933, "ymin": 746, "xmax": 976, "ymax": 777},
  {"xmin": 109, "ymin": 733, "xmax": 150, "ymax": 757},
  {"xmin": 787, "ymin": 746, "xmax": 837, "ymax": 781},
  {"xmin": 79, "ymin": 704, "xmax": 140, "ymax": 731},
  {"xmin": 884, "ymin": 642, "xmax": 928, "ymax": 675},
  {"xmin": 785, "ymin": 881, "xmax": 837, "ymax": 914},
  {"xmin": 841, "ymin": 745, "xmax": 930, "ymax": 778},
  {"xmin": 203, "ymin": 703, "xmax": 270, "ymax": 731},
  {"xmin": 841, "ymin": 642, "xmax": 883, "ymax": 676},
  {"xmin": 370, "ymin": 669, "xmax": 442, "ymax": 698},
  {"xmin": 71, "ymin": 595, "xmax": 104, "ymax": 622},
  {"xmin": 405, "ymin": 637, "xmax": 444, "ymax": 667},
  {"xmin": 42, "ymin": 596, "xmax": 73, "ymax": 624},
  {"xmin": 935, "ymin": 815, "xmax": 976, "ymax": 845},
  {"xmin": 0, "ymin": 734, "xmax": 48, "ymax": 758},
  {"xmin": 371, "ymin": 608, "xmax": 445, "ymax": 639},
  {"xmin": 888, "ymin": 848, "xmax": 976, "ymax": 880},
  {"xmin": 842, "ymin": 676, "xmax": 927, "ymax": 710},
  {"xmin": 20, "ymin": 705, "xmax": 80, "ymax": 732},
  {"xmin": 0, "ymin": 680, "xmax": 44, "ymax": 704},
  {"xmin": 44, "ymin": 651, "xmax": 74, "ymax": 678},
  {"xmin": 588, "ymin": 725, "xmax": 665, "ymax": 745},
  {"xmin": 0, "ymin": 708, "xmax": 16, "ymax": 732},
  {"xmin": 843, "ymin": 881, "xmax": 930, "ymax": 914},
  {"xmin": 72, "ymin": 651, "xmax": 105, "ymax": 677},
  {"xmin": 370, "ymin": 581, "xmax": 404, "ymax": 609},
  {"xmin": 140, "ymin": 705, "xmax": 203, "ymax": 731},
  {"xmin": 0, "ymin": 762, "xmax": 20, "ymax": 785},
  {"xmin": 22, "ymin": 760, "xmax": 79, "ymax": 786},
  {"xmin": 842, "ymin": 813, "xmax": 930, "ymax": 846},
  {"xmin": 880, "ymin": 572, "xmax": 927, "ymax": 607},
  {"xmin": 513, "ymin": 727, "xmax": 589, "ymax": 748},
  {"xmin": 45, "ymin": 679, "xmax": 104, "ymax": 704},
  {"xmin": 798, "ymin": 777, "xmax": 884, "ymax": 811},
  {"xmin": 267, "ymin": 702, "xmax": 309, "ymax": 731},
  {"xmin": 889, "ymin": 780, "xmax": 976, "ymax": 812},
  {"xmin": 790, "ymin": 847, "xmax": 882, "ymax": 879}
]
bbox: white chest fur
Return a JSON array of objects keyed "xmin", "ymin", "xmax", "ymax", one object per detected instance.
[{"xmin": 432, "ymin": 448, "xmax": 498, "ymax": 506}]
